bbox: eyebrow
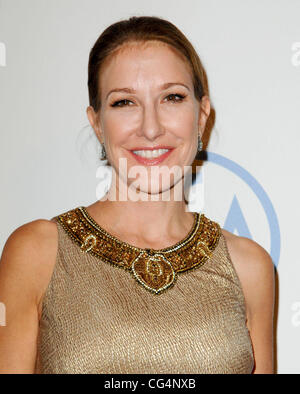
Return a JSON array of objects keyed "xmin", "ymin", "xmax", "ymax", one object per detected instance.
[{"xmin": 105, "ymin": 82, "xmax": 190, "ymax": 100}]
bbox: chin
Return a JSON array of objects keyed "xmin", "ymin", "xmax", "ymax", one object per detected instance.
[{"xmin": 129, "ymin": 178, "xmax": 179, "ymax": 198}]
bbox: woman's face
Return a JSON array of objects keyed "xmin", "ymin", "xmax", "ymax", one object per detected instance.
[{"xmin": 87, "ymin": 40, "xmax": 210, "ymax": 198}]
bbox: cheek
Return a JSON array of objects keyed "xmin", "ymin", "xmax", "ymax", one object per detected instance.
[
  {"xmin": 166, "ymin": 108, "xmax": 197, "ymax": 140},
  {"xmin": 102, "ymin": 115, "xmax": 131, "ymax": 148},
  {"xmin": 104, "ymin": 107, "xmax": 140, "ymax": 127},
  {"xmin": 170, "ymin": 118, "xmax": 197, "ymax": 148}
]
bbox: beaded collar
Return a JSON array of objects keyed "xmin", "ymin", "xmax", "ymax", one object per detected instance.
[{"xmin": 55, "ymin": 206, "xmax": 221, "ymax": 295}]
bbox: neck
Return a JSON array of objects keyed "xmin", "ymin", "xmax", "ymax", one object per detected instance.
[{"xmin": 89, "ymin": 176, "xmax": 196, "ymax": 247}]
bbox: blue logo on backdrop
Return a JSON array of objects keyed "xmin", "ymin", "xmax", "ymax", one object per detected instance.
[{"xmin": 197, "ymin": 152, "xmax": 280, "ymax": 267}]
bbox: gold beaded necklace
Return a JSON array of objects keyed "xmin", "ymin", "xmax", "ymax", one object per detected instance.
[{"xmin": 55, "ymin": 206, "xmax": 221, "ymax": 295}]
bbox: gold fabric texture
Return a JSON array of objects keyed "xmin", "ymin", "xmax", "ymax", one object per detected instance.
[{"xmin": 35, "ymin": 206, "xmax": 254, "ymax": 374}]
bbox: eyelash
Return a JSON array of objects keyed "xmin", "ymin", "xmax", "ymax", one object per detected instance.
[{"xmin": 110, "ymin": 93, "xmax": 187, "ymax": 107}]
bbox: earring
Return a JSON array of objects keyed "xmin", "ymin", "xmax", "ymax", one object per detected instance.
[
  {"xmin": 198, "ymin": 135, "xmax": 203, "ymax": 151},
  {"xmin": 100, "ymin": 143, "xmax": 107, "ymax": 160}
]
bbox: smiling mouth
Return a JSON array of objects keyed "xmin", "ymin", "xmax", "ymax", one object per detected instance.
[
  {"xmin": 128, "ymin": 147, "xmax": 174, "ymax": 166},
  {"xmin": 132, "ymin": 148, "xmax": 170, "ymax": 158}
]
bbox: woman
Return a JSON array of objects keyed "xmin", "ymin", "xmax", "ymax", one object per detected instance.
[{"xmin": 0, "ymin": 16, "xmax": 274, "ymax": 374}]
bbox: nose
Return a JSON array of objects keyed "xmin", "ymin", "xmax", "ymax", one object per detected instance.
[{"xmin": 137, "ymin": 102, "xmax": 165, "ymax": 141}]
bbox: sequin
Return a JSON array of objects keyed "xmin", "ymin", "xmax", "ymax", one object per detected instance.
[{"xmin": 55, "ymin": 206, "xmax": 221, "ymax": 294}]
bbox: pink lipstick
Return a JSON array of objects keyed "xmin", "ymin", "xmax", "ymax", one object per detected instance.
[{"xmin": 128, "ymin": 146, "xmax": 174, "ymax": 166}]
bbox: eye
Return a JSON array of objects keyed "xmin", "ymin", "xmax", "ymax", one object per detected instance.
[
  {"xmin": 165, "ymin": 93, "xmax": 186, "ymax": 103},
  {"xmin": 110, "ymin": 93, "xmax": 187, "ymax": 107},
  {"xmin": 110, "ymin": 99, "xmax": 133, "ymax": 107}
]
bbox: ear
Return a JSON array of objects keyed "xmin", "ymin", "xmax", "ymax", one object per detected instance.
[
  {"xmin": 198, "ymin": 95, "xmax": 211, "ymax": 137},
  {"xmin": 86, "ymin": 106, "xmax": 104, "ymax": 144}
]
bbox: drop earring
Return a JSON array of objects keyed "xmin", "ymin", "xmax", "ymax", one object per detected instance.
[
  {"xmin": 198, "ymin": 135, "xmax": 203, "ymax": 151},
  {"xmin": 100, "ymin": 142, "xmax": 107, "ymax": 160}
]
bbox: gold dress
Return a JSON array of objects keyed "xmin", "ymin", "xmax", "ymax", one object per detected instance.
[{"xmin": 35, "ymin": 206, "xmax": 254, "ymax": 374}]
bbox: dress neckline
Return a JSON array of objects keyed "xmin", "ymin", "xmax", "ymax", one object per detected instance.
[
  {"xmin": 79, "ymin": 206, "xmax": 200, "ymax": 253},
  {"xmin": 55, "ymin": 206, "xmax": 221, "ymax": 294}
]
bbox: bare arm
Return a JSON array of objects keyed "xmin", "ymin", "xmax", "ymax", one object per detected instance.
[
  {"xmin": 0, "ymin": 220, "xmax": 57, "ymax": 373},
  {"xmin": 226, "ymin": 233, "xmax": 275, "ymax": 374}
]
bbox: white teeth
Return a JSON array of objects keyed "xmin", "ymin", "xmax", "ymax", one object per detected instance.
[{"xmin": 132, "ymin": 149, "xmax": 170, "ymax": 158}]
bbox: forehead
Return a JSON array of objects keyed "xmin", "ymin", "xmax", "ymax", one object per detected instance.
[{"xmin": 99, "ymin": 41, "xmax": 193, "ymax": 92}]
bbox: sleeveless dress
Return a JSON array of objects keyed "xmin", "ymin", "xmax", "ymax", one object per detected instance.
[{"xmin": 35, "ymin": 206, "xmax": 254, "ymax": 374}]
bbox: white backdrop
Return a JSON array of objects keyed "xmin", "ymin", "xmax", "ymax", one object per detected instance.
[{"xmin": 1, "ymin": 0, "xmax": 300, "ymax": 373}]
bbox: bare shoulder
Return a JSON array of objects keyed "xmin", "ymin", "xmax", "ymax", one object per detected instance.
[
  {"xmin": 221, "ymin": 229, "xmax": 275, "ymax": 323},
  {"xmin": 0, "ymin": 218, "xmax": 58, "ymax": 319},
  {"xmin": 221, "ymin": 228, "xmax": 274, "ymax": 269},
  {"xmin": 0, "ymin": 219, "xmax": 58, "ymax": 372}
]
